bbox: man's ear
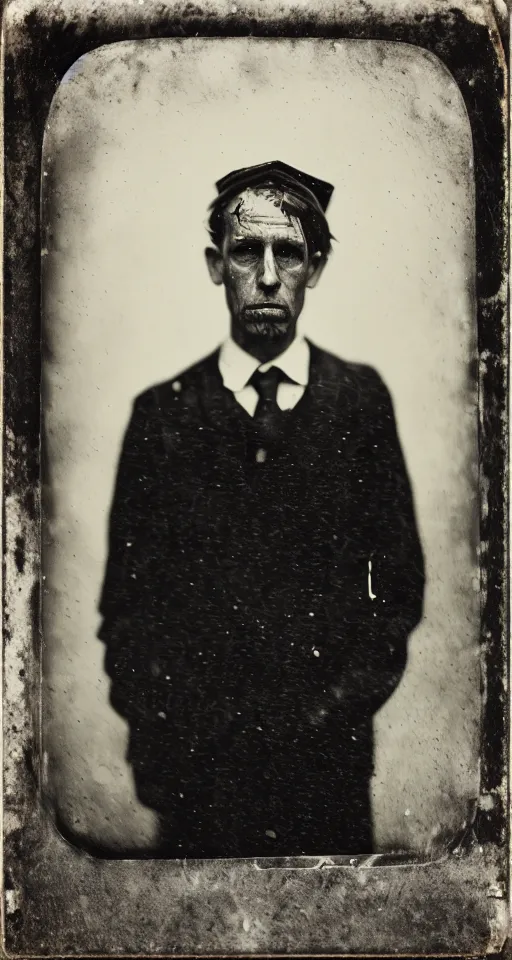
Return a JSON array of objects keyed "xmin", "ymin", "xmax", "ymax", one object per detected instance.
[
  {"xmin": 306, "ymin": 251, "xmax": 326, "ymax": 289},
  {"xmin": 205, "ymin": 247, "xmax": 225, "ymax": 286}
]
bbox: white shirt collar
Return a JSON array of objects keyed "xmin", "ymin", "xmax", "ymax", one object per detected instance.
[{"xmin": 218, "ymin": 335, "xmax": 310, "ymax": 393}]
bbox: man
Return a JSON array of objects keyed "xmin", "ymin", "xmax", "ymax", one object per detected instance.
[{"xmin": 99, "ymin": 161, "xmax": 425, "ymax": 859}]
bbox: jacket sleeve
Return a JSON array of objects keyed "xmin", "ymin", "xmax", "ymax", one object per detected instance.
[
  {"xmin": 328, "ymin": 369, "xmax": 426, "ymax": 716},
  {"xmin": 98, "ymin": 392, "xmax": 163, "ymax": 724}
]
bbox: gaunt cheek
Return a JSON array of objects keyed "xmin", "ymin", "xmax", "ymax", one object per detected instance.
[{"xmin": 281, "ymin": 267, "xmax": 308, "ymax": 286}]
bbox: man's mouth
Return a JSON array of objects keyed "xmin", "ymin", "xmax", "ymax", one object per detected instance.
[{"xmin": 243, "ymin": 305, "xmax": 289, "ymax": 321}]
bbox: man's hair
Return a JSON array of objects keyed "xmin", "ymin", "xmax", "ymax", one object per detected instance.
[{"xmin": 208, "ymin": 182, "xmax": 334, "ymax": 260}]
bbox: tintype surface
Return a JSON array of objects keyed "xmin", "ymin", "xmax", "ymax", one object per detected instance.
[{"xmin": 2, "ymin": 0, "xmax": 509, "ymax": 955}]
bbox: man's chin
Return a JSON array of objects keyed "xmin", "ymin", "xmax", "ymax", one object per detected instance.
[{"xmin": 244, "ymin": 319, "xmax": 290, "ymax": 340}]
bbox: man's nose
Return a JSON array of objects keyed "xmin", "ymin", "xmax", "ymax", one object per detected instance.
[{"xmin": 258, "ymin": 245, "xmax": 280, "ymax": 290}]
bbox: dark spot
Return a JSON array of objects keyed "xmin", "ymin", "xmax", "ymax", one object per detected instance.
[{"xmin": 14, "ymin": 536, "xmax": 25, "ymax": 574}]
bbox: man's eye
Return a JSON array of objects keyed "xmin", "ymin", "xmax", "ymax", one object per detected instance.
[
  {"xmin": 230, "ymin": 243, "xmax": 261, "ymax": 263},
  {"xmin": 274, "ymin": 243, "xmax": 304, "ymax": 265}
]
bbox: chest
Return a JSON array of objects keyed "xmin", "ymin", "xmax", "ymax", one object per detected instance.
[
  {"xmin": 155, "ymin": 409, "xmax": 373, "ymax": 546},
  {"xmin": 139, "ymin": 404, "xmax": 382, "ymax": 624}
]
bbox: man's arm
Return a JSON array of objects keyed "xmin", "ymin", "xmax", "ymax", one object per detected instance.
[
  {"xmin": 328, "ymin": 368, "xmax": 426, "ymax": 716},
  {"xmin": 98, "ymin": 392, "xmax": 163, "ymax": 724}
]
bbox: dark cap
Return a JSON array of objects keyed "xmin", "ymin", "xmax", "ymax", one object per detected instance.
[{"xmin": 213, "ymin": 160, "xmax": 334, "ymax": 214}]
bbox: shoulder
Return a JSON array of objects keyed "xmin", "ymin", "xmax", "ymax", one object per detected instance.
[
  {"xmin": 308, "ymin": 340, "xmax": 393, "ymax": 410},
  {"xmin": 132, "ymin": 348, "xmax": 220, "ymax": 415}
]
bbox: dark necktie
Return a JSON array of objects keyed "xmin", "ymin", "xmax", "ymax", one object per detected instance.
[{"xmin": 249, "ymin": 366, "xmax": 283, "ymax": 441}]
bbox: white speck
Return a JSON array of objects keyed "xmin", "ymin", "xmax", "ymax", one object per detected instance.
[
  {"xmin": 256, "ymin": 447, "xmax": 267, "ymax": 463},
  {"xmin": 290, "ymin": 642, "xmax": 294, "ymax": 646},
  {"xmin": 131, "ymin": 573, "xmax": 137, "ymax": 579},
  {"xmin": 309, "ymin": 612, "xmax": 314, "ymax": 617},
  {"xmin": 233, "ymin": 604, "xmax": 238, "ymax": 609},
  {"xmin": 265, "ymin": 829, "xmax": 277, "ymax": 839},
  {"xmin": 256, "ymin": 726, "xmax": 262, "ymax": 731},
  {"xmin": 179, "ymin": 792, "xmax": 184, "ymax": 798},
  {"xmin": 172, "ymin": 380, "xmax": 182, "ymax": 392},
  {"xmin": 333, "ymin": 534, "xmax": 338, "ymax": 540},
  {"xmin": 43, "ymin": 171, "xmax": 48, "ymax": 177},
  {"xmin": 243, "ymin": 916, "xmax": 250, "ymax": 932},
  {"xmin": 126, "ymin": 541, "xmax": 132, "ymax": 547},
  {"xmin": 198, "ymin": 652, "xmax": 202, "ymax": 656},
  {"xmin": 350, "ymin": 858, "xmax": 357, "ymax": 865},
  {"xmin": 313, "ymin": 649, "xmax": 320, "ymax": 658},
  {"xmin": 351, "ymin": 735, "xmax": 357, "ymax": 741},
  {"xmin": 165, "ymin": 675, "xmax": 170, "ymax": 680},
  {"xmin": 158, "ymin": 711, "xmax": 166, "ymax": 719},
  {"xmin": 41, "ymin": 247, "xmax": 49, "ymax": 256},
  {"xmin": 190, "ymin": 748, "xmax": 194, "ymax": 753},
  {"xmin": 368, "ymin": 560, "xmax": 376, "ymax": 600},
  {"xmin": 405, "ymin": 808, "xmax": 411, "ymax": 817}
]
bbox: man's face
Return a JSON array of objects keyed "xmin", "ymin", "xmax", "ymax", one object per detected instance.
[{"xmin": 206, "ymin": 187, "xmax": 324, "ymax": 350}]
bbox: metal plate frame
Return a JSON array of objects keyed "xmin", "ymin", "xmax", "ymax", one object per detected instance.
[{"xmin": 2, "ymin": 0, "xmax": 509, "ymax": 954}]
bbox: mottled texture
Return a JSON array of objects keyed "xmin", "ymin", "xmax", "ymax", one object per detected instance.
[{"xmin": 5, "ymin": 812, "xmax": 507, "ymax": 956}]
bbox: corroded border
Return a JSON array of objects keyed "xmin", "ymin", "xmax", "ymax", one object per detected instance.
[{"xmin": 2, "ymin": 0, "xmax": 509, "ymax": 955}]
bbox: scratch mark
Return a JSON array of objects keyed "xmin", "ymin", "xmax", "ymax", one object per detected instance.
[{"xmin": 368, "ymin": 560, "xmax": 376, "ymax": 600}]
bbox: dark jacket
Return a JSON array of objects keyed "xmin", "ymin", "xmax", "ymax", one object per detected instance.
[{"xmin": 99, "ymin": 340, "xmax": 425, "ymax": 858}]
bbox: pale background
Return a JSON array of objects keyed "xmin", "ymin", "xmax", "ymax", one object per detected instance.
[{"xmin": 42, "ymin": 37, "xmax": 479, "ymax": 854}]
